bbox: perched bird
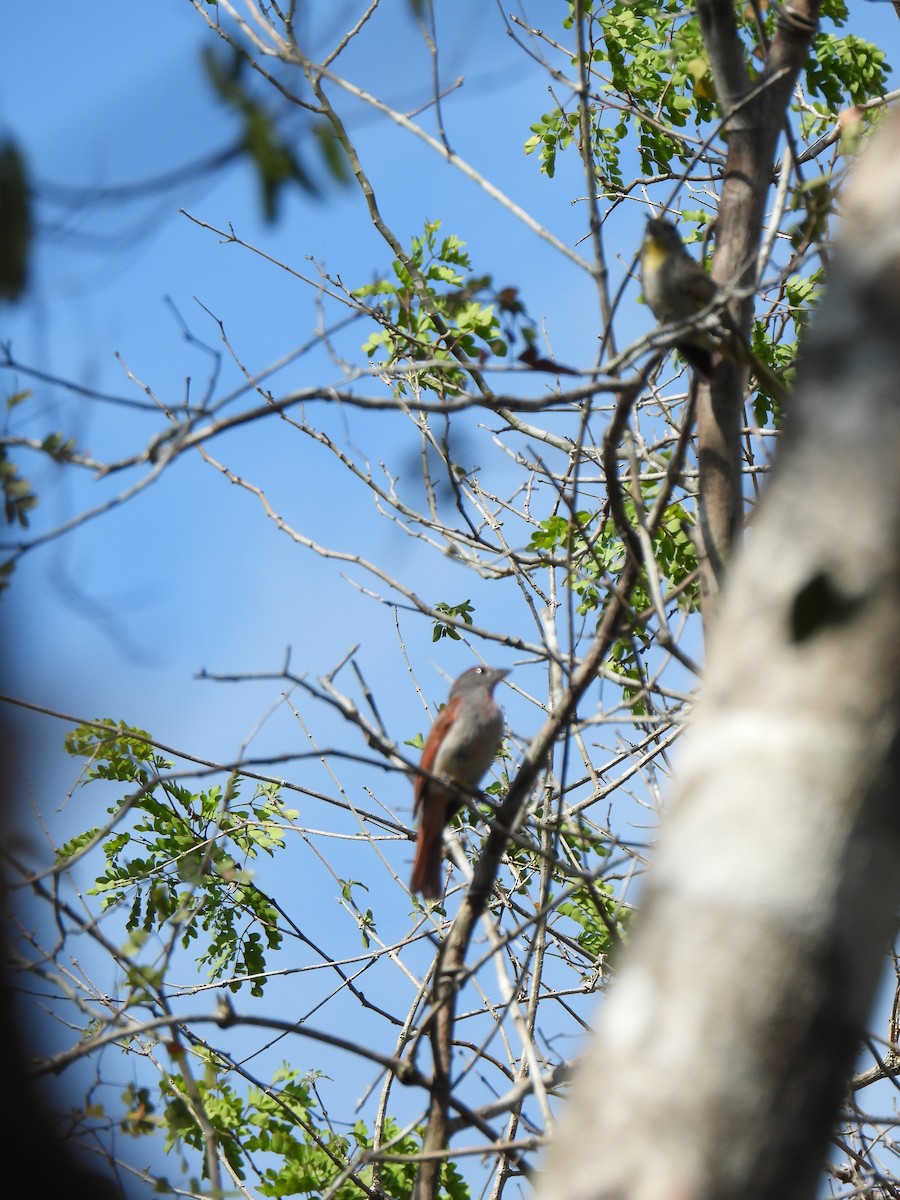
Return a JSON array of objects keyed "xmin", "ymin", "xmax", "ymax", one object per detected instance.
[
  {"xmin": 640, "ymin": 216, "xmax": 724, "ymax": 375},
  {"xmin": 410, "ymin": 666, "xmax": 508, "ymax": 900},
  {"xmin": 639, "ymin": 216, "xmax": 788, "ymax": 403}
]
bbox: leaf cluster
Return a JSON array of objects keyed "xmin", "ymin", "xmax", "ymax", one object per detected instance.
[
  {"xmin": 159, "ymin": 1058, "xmax": 463, "ymax": 1200},
  {"xmin": 527, "ymin": 1, "xmax": 715, "ymax": 187},
  {"xmin": 202, "ymin": 44, "xmax": 350, "ymax": 221},
  {"xmin": 432, "ymin": 599, "xmax": 475, "ymax": 641},
  {"xmin": 527, "ymin": 0, "xmax": 888, "ymax": 200},
  {"xmin": 62, "ymin": 721, "xmax": 297, "ymax": 997},
  {"xmin": 1, "ymin": 388, "xmax": 80, "ymax": 593},
  {"xmin": 0, "ymin": 440, "xmax": 36, "ymax": 529},
  {"xmin": 527, "ymin": 495, "xmax": 698, "ymax": 622},
  {"xmin": 354, "ymin": 220, "xmax": 506, "ymax": 397},
  {"xmin": 528, "ymin": 496, "xmax": 697, "ymax": 714}
]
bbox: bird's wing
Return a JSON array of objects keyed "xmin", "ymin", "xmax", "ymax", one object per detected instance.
[
  {"xmin": 684, "ymin": 268, "xmax": 720, "ymax": 309},
  {"xmin": 414, "ymin": 695, "xmax": 461, "ymax": 814}
]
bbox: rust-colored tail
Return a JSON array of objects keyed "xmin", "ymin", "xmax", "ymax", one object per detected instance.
[{"xmin": 410, "ymin": 804, "xmax": 444, "ymax": 899}]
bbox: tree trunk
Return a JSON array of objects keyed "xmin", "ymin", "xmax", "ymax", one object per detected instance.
[{"xmin": 694, "ymin": 0, "xmax": 819, "ymax": 627}]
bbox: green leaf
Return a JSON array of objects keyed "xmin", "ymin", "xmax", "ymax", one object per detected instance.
[
  {"xmin": 56, "ymin": 828, "xmax": 103, "ymax": 864},
  {"xmin": 5, "ymin": 389, "xmax": 31, "ymax": 411},
  {"xmin": 353, "ymin": 221, "xmax": 508, "ymax": 398},
  {"xmin": 40, "ymin": 431, "xmax": 78, "ymax": 462},
  {"xmin": 432, "ymin": 599, "xmax": 475, "ymax": 641}
]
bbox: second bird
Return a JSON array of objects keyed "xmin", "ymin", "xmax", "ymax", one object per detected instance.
[
  {"xmin": 640, "ymin": 216, "xmax": 723, "ymax": 376},
  {"xmin": 640, "ymin": 215, "xmax": 788, "ymax": 404}
]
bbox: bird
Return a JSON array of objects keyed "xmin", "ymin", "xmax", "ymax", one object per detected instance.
[
  {"xmin": 640, "ymin": 216, "xmax": 722, "ymax": 375},
  {"xmin": 639, "ymin": 215, "xmax": 788, "ymax": 403},
  {"xmin": 410, "ymin": 666, "xmax": 508, "ymax": 900}
]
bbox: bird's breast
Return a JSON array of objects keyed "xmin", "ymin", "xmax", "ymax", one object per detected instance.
[{"xmin": 432, "ymin": 708, "xmax": 503, "ymax": 787}]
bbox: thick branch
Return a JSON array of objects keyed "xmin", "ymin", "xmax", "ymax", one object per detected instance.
[{"xmin": 694, "ymin": 0, "xmax": 820, "ymax": 629}]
